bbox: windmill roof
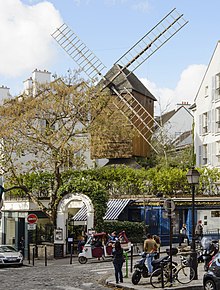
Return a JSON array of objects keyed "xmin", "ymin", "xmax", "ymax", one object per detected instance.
[{"xmin": 100, "ymin": 64, "xmax": 157, "ymax": 101}]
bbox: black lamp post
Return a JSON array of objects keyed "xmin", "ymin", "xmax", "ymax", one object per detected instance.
[{"xmin": 186, "ymin": 167, "xmax": 200, "ymax": 280}]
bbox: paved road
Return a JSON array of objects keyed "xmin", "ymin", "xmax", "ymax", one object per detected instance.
[
  {"xmin": 0, "ymin": 253, "xmax": 205, "ymax": 290},
  {"xmin": 0, "ymin": 257, "xmax": 114, "ymax": 290}
]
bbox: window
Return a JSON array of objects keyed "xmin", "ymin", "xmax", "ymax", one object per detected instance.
[
  {"xmin": 217, "ymin": 141, "xmax": 220, "ymax": 156},
  {"xmin": 202, "ymin": 112, "xmax": 208, "ymax": 133},
  {"xmin": 203, "ymin": 144, "xmax": 208, "ymax": 165},
  {"xmin": 216, "ymin": 73, "xmax": 220, "ymax": 100},
  {"xmin": 205, "ymin": 85, "xmax": 208, "ymax": 97},
  {"xmin": 211, "ymin": 211, "xmax": 220, "ymax": 217},
  {"xmin": 216, "ymin": 107, "xmax": 220, "ymax": 133}
]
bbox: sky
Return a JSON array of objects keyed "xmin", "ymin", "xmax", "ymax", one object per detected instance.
[{"xmin": 1, "ymin": 0, "xmax": 220, "ymax": 115}]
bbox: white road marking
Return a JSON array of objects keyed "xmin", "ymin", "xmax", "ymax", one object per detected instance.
[{"xmin": 90, "ymin": 267, "xmax": 113, "ymax": 272}]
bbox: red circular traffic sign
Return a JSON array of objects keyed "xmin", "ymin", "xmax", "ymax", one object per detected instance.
[{"xmin": 27, "ymin": 214, "xmax": 38, "ymax": 224}]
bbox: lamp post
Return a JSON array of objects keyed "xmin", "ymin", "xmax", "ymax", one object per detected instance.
[{"xmin": 186, "ymin": 167, "xmax": 200, "ymax": 280}]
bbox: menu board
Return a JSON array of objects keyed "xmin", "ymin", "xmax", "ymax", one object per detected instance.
[{"xmin": 54, "ymin": 243, "xmax": 64, "ymax": 258}]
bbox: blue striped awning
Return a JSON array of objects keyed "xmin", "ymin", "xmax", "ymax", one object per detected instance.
[
  {"xmin": 104, "ymin": 199, "xmax": 131, "ymax": 220},
  {"xmin": 72, "ymin": 199, "xmax": 131, "ymax": 221}
]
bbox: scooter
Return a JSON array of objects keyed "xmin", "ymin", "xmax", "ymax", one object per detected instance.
[
  {"xmin": 131, "ymin": 253, "xmax": 173, "ymax": 285},
  {"xmin": 202, "ymin": 240, "xmax": 219, "ymax": 271},
  {"xmin": 201, "ymin": 238, "xmax": 219, "ymax": 271}
]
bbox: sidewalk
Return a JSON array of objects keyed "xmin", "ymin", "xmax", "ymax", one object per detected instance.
[
  {"xmin": 106, "ymin": 264, "xmax": 204, "ymax": 290},
  {"xmin": 106, "ymin": 245, "xmax": 204, "ymax": 290}
]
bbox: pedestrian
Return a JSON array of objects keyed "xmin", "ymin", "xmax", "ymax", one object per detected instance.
[
  {"xmin": 153, "ymin": 235, "xmax": 161, "ymax": 259},
  {"xmin": 77, "ymin": 236, "xmax": 85, "ymax": 253},
  {"xmin": 144, "ymin": 233, "xmax": 158, "ymax": 274},
  {"xmin": 112, "ymin": 240, "xmax": 125, "ymax": 284},
  {"xmin": 19, "ymin": 236, "xmax": 25, "ymax": 258},
  {"xmin": 195, "ymin": 220, "xmax": 203, "ymax": 240},
  {"xmin": 179, "ymin": 224, "xmax": 189, "ymax": 246},
  {"xmin": 107, "ymin": 231, "xmax": 118, "ymax": 246}
]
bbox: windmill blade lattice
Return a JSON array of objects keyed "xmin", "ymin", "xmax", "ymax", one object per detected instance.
[
  {"xmin": 51, "ymin": 23, "xmax": 106, "ymax": 81},
  {"xmin": 51, "ymin": 9, "xmax": 188, "ymax": 155},
  {"xmin": 114, "ymin": 8, "xmax": 188, "ymax": 76},
  {"xmin": 111, "ymin": 86, "xmax": 163, "ymax": 154}
]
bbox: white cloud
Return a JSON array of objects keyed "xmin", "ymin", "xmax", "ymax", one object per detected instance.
[
  {"xmin": 141, "ymin": 64, "xmax": 207, "ymax": 115},
  {"xmin": 0, "ymin": 0, "xmax": 62, "ymax": 77},
  {"xmin": 72, "ymin": 0, "xmax": 82, "ymax": 5},
  {"xmin": 132, "ymin": 1, "xmax": 150, "ymax": 12}
]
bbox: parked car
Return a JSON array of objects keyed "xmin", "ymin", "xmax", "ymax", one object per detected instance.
[
  {"xmin": 203, "ymin": 252, "xmax": 220, "ymax": 290},
  {"xmin": 0, "ymin": 245, "xmax": 23, "ymax": 266}
]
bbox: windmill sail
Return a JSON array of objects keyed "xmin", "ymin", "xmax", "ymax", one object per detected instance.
[
  {"xmin": 51, "ymin": 23, "xmax": 106, "ymax": 81},
  {"xmin": 52, "ymin": 9, "xmax": 188, "ymax": 155},
  {"xmin": 114, "ymin": 8, "xmax": 188, "ymax": 77}
]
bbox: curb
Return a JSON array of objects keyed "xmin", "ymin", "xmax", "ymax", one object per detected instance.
[
  {"xmin": 106, "ymin": 281, "xmax": 203, "ymax": 290},
  {"xmin": 106, "ymin": 277, "xmax": 203, "ymax": 290}
]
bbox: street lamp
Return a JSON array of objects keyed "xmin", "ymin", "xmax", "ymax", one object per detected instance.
[{"xmin": 186, "ymin": 167, "xmax": 200, "ymax": 280}]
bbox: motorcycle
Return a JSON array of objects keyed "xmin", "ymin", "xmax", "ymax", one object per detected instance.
[
  {"xmin": 131, "ymin": 252, "xmax": 175, "ymax": 285},
  {"xmin": 200, "ymin": 237, "xmax": 219, "ymax": 271}
]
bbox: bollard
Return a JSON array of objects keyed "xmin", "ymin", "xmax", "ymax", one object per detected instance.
[
  {"xmin": 161, "ymin": 262, "xmax": 164, "ymax": 288},
  {"xmin": 32, "ymin": 247, "xmax": 35, "ymax": 266},
  {"xmin": 130, "ymin": 244, "xmax": 133, "ymax": 273},
  {"xmin": 28, "ymin": 244, "xmax": 30, "ymax": 264},
  {"xmin": 45, "ymin": 246, "xmax": 47, "ymax": 266},
  {"xmin": 70, "ymin": 243, "xmax": 73, "ymax": 264},
  {"xmin": 124, "ymin": 252, "xmax": 128, "ymax": 278}
]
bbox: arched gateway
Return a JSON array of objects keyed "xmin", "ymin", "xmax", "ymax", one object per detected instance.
[{"xmin": 56, "ymin": 193, "xmax": 94, "ymax": 247}]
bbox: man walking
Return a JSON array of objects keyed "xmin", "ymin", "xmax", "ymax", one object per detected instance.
[
  {"xmin": 144, "ymin": 233, "xmax": 158, "ymax": 274},
  {"xmin": 195, "ymin": 220, "xmax": 203, "ymax": 240}
]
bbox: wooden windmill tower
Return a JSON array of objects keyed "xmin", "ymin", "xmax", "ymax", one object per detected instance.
[{"xmin": 52, "ymin": 8, "xmax": 188, "ymax": 162}]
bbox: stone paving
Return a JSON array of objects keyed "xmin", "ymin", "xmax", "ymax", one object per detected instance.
[
  {"xmin": 0, "ymin": 257, "xmax": 112, "ymax": 290},
  {"xmin": 0, "ymin": 248, "xmax": 205, "ymax": 290}
]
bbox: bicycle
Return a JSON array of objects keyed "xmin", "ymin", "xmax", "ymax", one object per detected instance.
[{"xmin": 150, "ymin": 255, "xmax": 195, "ymax": 288}]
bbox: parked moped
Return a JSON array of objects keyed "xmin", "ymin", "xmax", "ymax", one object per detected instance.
[
  {"xmin": 131, "ymin": 252, "xmax": 176, "ymax": 285},
  {"xmin": 200, "ymin": 237, "xmax": 219, "ymax": 271}
]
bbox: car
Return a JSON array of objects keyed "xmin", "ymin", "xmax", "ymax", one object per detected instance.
[
  {"xmin": 203, "ymin": 252, "xmax": 220, "ymax": 290},
  {"xmin": 0, "ymin": 245, "xmax": 23, "ymax": 266}
]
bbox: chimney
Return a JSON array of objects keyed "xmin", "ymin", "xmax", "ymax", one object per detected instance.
[{"xmin": 176, "ymin": 101, "xmax": 191, "ymax": 110}]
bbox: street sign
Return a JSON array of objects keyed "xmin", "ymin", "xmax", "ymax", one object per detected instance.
[
  {"xmin": 28, "ymin": 223, "xmax": 36, "ymax": 230},
  {"xmin": 163, "ymin": 199, "xmax": 175, "ymax": 212},
  {"xmin": 162, "ymin": 211, "xmax": 176, "ymax": 219},
  {"xmin": 27, "ymin": 213, "xmax": 38, "ymax": 224}
]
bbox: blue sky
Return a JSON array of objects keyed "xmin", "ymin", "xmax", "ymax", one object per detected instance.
[{"xmin": 1, "ymin": 0, "xmax": 220, "ymax": 113}]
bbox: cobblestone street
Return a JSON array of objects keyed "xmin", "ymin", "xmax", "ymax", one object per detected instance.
[
  {"xmin": 0, "ymin": 257, "xmax": 114, "ymax": 290},
  {"xmin": 1, "ymin": 251, "xmax": 205, "ymax": 290}
]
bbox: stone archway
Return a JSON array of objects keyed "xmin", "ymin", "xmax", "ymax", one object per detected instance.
[{"xmin": 56, "ymin": 192, "xmax": 94, "ymax": 245}]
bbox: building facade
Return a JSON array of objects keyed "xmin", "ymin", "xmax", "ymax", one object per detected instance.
[{"xmin": 194, "ymin": 41, "xmax": 220, "ymax": 169}]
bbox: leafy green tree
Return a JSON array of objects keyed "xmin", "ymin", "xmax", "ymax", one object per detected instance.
[{"xmin": 0, "ymin": 72, "xmax": 130, "ymax": 226}]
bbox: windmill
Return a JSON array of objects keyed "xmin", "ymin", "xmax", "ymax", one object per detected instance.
[{"xmin": 51, "ymin": 8, "xmax": 188, "ymax": 161}]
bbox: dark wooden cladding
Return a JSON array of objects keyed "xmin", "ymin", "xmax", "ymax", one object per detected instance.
[
  {"xmin": 91, "ymin": 65, "xmax": 156, "ymax": 159},
  {"xmin": 91, "ymin": 91, "xmax": 154, "ymax": 159}
]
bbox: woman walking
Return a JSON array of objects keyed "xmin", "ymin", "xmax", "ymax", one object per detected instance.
[
  {"xmin": 112, "ymin": 241, "xmax": 124, "ymax": 284},
  {"xmin": 179, "ymin": 224, "xmax": 189, "ymax": 246}
]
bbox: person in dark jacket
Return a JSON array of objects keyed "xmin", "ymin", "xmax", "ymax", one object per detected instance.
[{"xmin": 112, "ymin": 241, "xmax": 124, "ymax": 284}]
